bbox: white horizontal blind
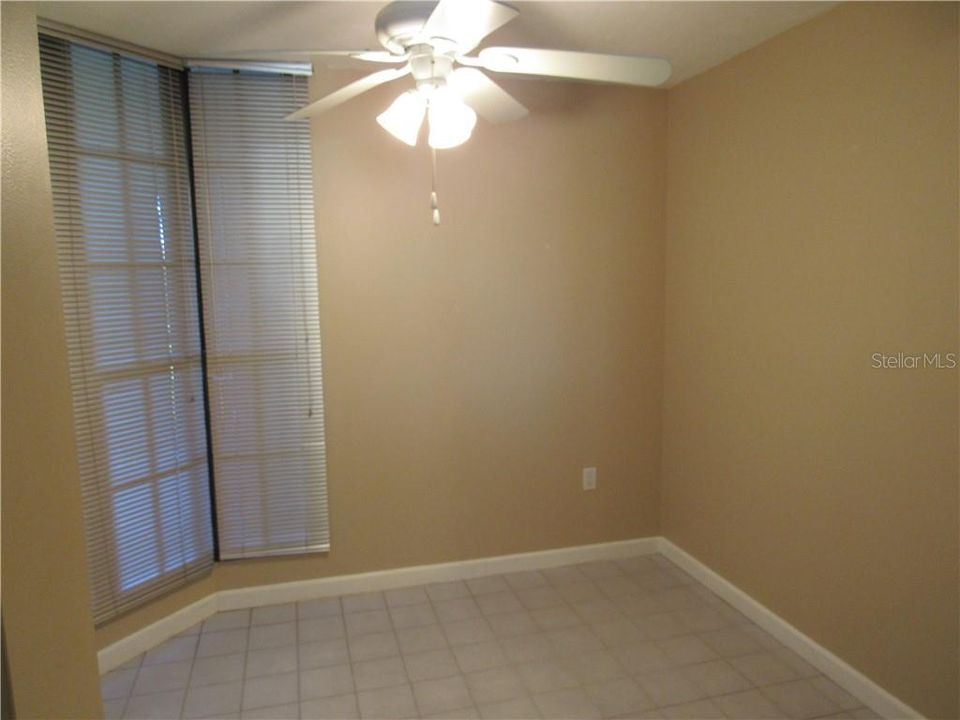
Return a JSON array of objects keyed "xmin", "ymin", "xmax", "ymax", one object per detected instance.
[
  {"xmin": 39, "ymin": 35, "xmax": 213, "ymax": 624},
  {"xmin": 188, "ymin": 69, "xmax": 329, "ymax": 559}
]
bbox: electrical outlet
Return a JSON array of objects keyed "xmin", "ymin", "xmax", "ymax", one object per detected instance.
[{"xmin": 582, "ymin": 467, "xmax": 597, "ymax": 491}]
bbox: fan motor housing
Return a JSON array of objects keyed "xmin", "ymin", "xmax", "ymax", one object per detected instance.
[{"xmin": 375, "ymin": 1, "xmax": 441, "ymax": 54}]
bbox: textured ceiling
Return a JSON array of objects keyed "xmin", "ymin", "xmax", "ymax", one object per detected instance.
[{"xmin": 35, "ymin": 1, "xmax": 837, "ymax": 87}]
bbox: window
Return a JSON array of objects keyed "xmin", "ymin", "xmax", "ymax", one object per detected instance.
[
  {"xmin": 40, "ymin": 30, "xmax": 329, "ymax": 621},
  {"xmin": 189, "ymin": 69, "xmax": 329, "ymax": 559},
  {"xmin": 39, "ymin": 35, "xmax": 213, "ymax": 623}
]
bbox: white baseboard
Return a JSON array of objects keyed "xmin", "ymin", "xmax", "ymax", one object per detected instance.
[
  {"xmin": 656, "ymin": 538, "xmax": 923, "ymax": 720},
  {"xmin": 98, "ymin": 537, "xmax": 657, "ymax": 673},
  {"xmin": 98, "ymin": 534, "xmax": 924, "ymax": 720},
  {"xmin": 217, "ymin": 537, "xmax": 659, "ymax": 611},
  {"xmin": 97, "ymin": 594, "xmax": 217, "ymax": 674}
]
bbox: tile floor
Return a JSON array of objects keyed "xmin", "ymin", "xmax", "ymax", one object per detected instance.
[{"xmin": 101, "ymin": 553, "xmax": 882, "ymax": 720}]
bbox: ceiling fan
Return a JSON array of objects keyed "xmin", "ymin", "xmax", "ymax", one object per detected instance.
[
  {"xmin": 283, "ymin": 0, "xmax": 671, "ymax": 146},
  {"xmin": 267, "ymin": 0, "xmax": 670, "ymax": 223}
]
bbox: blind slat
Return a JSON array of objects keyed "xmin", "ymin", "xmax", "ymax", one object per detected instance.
[
  {"xmin": 40, "ymin": 34, "xmax": 214, "ymax": 625},
  {"xmin": 189, "ymin": 70, "xmax": 329, "ymax": 560}
]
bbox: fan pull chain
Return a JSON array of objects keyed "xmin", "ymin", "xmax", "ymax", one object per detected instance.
[{"xmin": 430, "ymin": 146, "xmax": 440, "ymax": 226}]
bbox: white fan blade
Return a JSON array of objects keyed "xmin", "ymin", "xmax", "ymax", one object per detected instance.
[
  {"xmin": 286, "ymin": 67, "xmax": 410, "ymax": 121},
  {"xmin": 310, "ymin": 51, "xmax": 409, "ymax": 70},
  {"xmin": 312, "ymin": 51, "xmax": 408, "ymax": 65},
  {"xmin": 421, "ymin": 0, "xmax": 519, "ymax": 54},
  {"xmin": 222, "ymin": 50, "xmax": 407, "ymax": 69},
  {"xmin": 448, "ymin": 68, "xmax": 527, "ymax": 124},
  {"xmin": 477, "ymin": 47, "xmax": 671, "ymax": 87}
]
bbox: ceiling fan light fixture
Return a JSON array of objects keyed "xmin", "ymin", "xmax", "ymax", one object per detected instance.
[
  {"xmin": 427, "ymin": 87, "xmax": 477, "ymax": 149},
  {"xmin": 376, "ymin": 90, "xmax": 426, "ymax": 146}
]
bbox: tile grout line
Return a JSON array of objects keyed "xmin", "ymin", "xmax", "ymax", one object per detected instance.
[{"xmin": 106, "ymin": 556, "xmax": 869, "ymax": 720}]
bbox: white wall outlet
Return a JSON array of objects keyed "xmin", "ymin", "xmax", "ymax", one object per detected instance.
[{"xmin": 582, "ymin": 467, "xmax": 597, "ymax": 491}]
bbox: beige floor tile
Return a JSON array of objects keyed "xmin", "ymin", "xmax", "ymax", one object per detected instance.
[
  {"xmin": 561, "ymin": 649, "xmax": 627, "ymax": 685},
  {"xmin": 585, "ymin": 677, "xmax": 656, "ymax": 718},
  {"xmin": 390, "ymin": 603, "xmax": 438, "ymax": 630},
  {"xmin": 300, "ymin": 663, "xmax": 355, "ymax": 701},
  {"xmin": 503, "ymin": 571, "xmax": 548, "ymax": 590},
  {"xmin": 574, "ymin": 599, "xmax": 626, "ymax": 626},
  {"xmin": 298, "ymin": 598, "xmax": 342, "ymax": 620},
  {"xmin": 500, "ymin": 634, "xmax": 557, "ymax": 663},
  {"xmin": 102, "ymin": 555, "xmax": 876, "ymax": 720},
  {"xmin": 397, "ymin": 624, "xmax": 449, "ymax": 655},
  {"xmin": 443, "ymin": 618, "xmax": 495, "ymax": 646},
  {"xmin": 452, "ymin": 641, "xmax": 507, "ymax": 674},
  {"xmin": 761, "ymin": 679, "xmax": 841, "ymax": 719},
  {"xmin": 517, "ymin": 659, "xmax": 579, "ymax": 694},
  {"xmin": 534, "ymin": 687, "xmax": 602, "ymax": 719},
  {"xmin": 613, "ymin": 643, "xmax": 672, "ymax": 675},
  {"xmin": 579, "ymin": 562, "xmax": 624, "ymax": 580},
  {"xmin": 426, "ymin": 581, "xmax": 471, "ymax": 602},
  {"xmin": 467, "ymin": 575, "xmax": 510, "ymax": 596},
  {"xmin": 248, "ymin": 621, "xmax": 296, "ymax": 651},
  {"xmin": 557, "ymin": 582, "xmax": 605, "ymax": 604},
  {"xmin": 133, "ymin": 659, "xmax": 192, "ymax": 695},
  {"xmin": 348, "ymin": 630, "xmax": 400, "ymax": 661},
  {"xmin": 102, "ymin": 697, "xmax": 126, "ymax": 720},
  {"xmin": 299, "ymin": 637, "xmax": 350, "ymax": 670},
  {"xmin": 353, "ymin": 656, "xmax": 408, "ymax": 691},
  {"xmin": 242, "ymin": 701, "xmax": 299, "ymax": 719},
  {"xmin": 531, "ymin": 605, "xmax": 582, "ymax": 631},
  {"xmin": 250, "ymin": 603, "xmax": 296, "ymax": 626},
  {"xmin": 299, "ymin": 617, "xmax": 346, "ymax": 644},
  {"xmin": 101, "ymin": 668, "xmax": 138, "ymax": 700},
  {"xmin": 405, "ymin": 647, "xmax": 460, "ymax": 682},
  {"xmin": 242, "ymin": 671, "xmax": 298, "ymax": 710},
  {"xmin": 478, "ymin": 695, "xmax": 541, "ymax": 719},
  {"xmin": 596, "ymin": 576, "xmax": 642, "ymax": 599},
  {"xmin": 142, "ymin": 635, "xmax": 198, "ymax": 666},
  {"xmin": 658, "ymin": 698, "xmax": 724, "ymax": 718},
  {"xmin": 465, "ymin": 666, "xmax": 527, "ymax": 704},
  {"xmin": 636, "ymin": 668, "xmax": 706, "ymax": 707},
  {"xmin": 203, "ymin": 610, "xmax": 250, "ymax": 634},
  {"xmin": 345, "ymin": 610, "xmax": 392, "ymax": 637},
  {"xmin": 698, "ymin": 626, "xmax": 763, "ymax": 658},
  {"xmin": 487, "ymin": 611, "xmax": 539, "ymax": 638},
  {"xmin": 731, "ymin": 651, "xmax": 802, "ymax": 686},
  {"xmin": 476, "ymin": 591, "xmax": 524, "ymax": 616},
  {"xmin": 810, "ymin": 676, "xmax": 863, "ymax": 710},
  {"xmin": 245, "ymin": 645, "xmax": 297, "ymax": 678},
  {"xmin": 655, "ymin": 635, "xmax": 718, "ymax": 666},
  {"xmin": 385, "ymin": 586, "xmax": 429, "ymax": 608},
  {"xmin": 412, "ymin": 675, "xmax": 473, "ymax": 716},
  {"xmin": 713, "ymin": 689, "xmax": 788, "ymax": 719},
  {"xmin": 342, "ymin": 592, "xmax": 386, "ymax": 615},
  {"xmin": 183, "ymin": 680, "xmax": 243, "ymax": 718},
  {"xmin": 548, "ymin": 625, "xmax": 604, "ymax": 655},
  {"xmin": 300, "ymin": 692, "xmax": 359, "ymax": 719},
  {"xmin": 423, "ymin": 704, "xmax": 480, "ymax": 719},
  {"xmin": 593, "ymin": 619, "xmax": 648, "ymax": 648},
  {"xmin": 197, "ymin": 628, "xmax": 249, "ymax": 659},
  {"xmin": 123, "ymin": 689, "xmax": 185, "ymax": 719},
  {"xmin": 516, "ymin": 586, "xmax": 565, "ymax": 610},
  {"xmin": 435, "ymin": 597, "xmax": 483, "ymax": 623},
  {"xmin": 357, "ymin": 684, "xmax": 418, "ymax": 719},
  {"xmin": 681, "ymin": 659, "xmax": 752, "ymax": 696}
]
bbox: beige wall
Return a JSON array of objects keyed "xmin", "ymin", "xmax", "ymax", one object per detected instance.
[
  {"xmin": 662, "ymin": 3, "xmax": 959, "ymax": 718},
  {"xmin": 96, "ymin": 78, "xmax": 668, "ymax": 643},
  {"xmin": 8, "ymin": 3, "xmax": 957, "ymax": 718},
  {"xmin": 0, "ymin": 3, "xmax": 104, "ymax": 717}
]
